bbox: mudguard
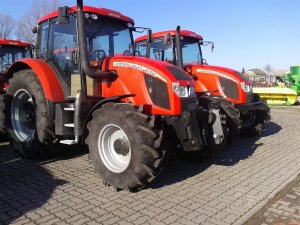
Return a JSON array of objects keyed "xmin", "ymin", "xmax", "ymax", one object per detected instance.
[{"xmin": 6, "ymin": 58, "xmax": 66, "ymax": 102}]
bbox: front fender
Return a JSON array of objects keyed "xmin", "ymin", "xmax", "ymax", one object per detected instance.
[
  {"xmin": 6, "ymin": 58, "xmax": 66, "ymax": 102},
  {"xmin": 82, "ymin": 94, "xmax": 135, "ymax": 144}
]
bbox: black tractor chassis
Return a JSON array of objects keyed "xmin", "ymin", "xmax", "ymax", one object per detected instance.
[
  {"xmin": 164, "ymin": 96, "xmax": 205, "ymax": 152},
  {"xmin": 235, "ymin": 94, "xmax": 269, "ymax": 114}
]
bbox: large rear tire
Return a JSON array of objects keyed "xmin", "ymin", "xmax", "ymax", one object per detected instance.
[
  {"xmin": 6, "ymin": 70, "xmax": 56, "ymax": 159},
  {"xmin": 0, "ymin": 95, "xmax": 8, "ymax": 141},
  {"xmin": 86, "ymin": 103, "xmax": 164, "ymax": 191}
]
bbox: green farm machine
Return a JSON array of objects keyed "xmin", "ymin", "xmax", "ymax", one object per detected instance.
[{"xmin": 283, "ymin": 65, "xmax": 300, "ymax": 101}]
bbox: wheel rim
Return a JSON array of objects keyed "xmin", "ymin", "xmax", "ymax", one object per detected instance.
[
  {"xmin": 98, "ymin": 124, "xmax": 131, "ymax": 173},
  {"xmin": 11, "ymin": 89, "xmax": 36, "ymax": 142},
  {"xmin": 241, "ymin": 111, "xmax": 256, "ymax": 128}
]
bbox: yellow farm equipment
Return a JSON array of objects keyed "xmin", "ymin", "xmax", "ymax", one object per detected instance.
[{"xmin": 253, "ymin": 87, "xmax": 297, "ymax": 105}]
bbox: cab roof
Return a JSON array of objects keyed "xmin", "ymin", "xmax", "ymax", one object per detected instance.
[
  {"xmin": 38, "ymin": 6, "xmax": 134, "ymax": 24},
  {"xmin": 0, "ymin": 39, "xmax": 32, "ymax": 47},
  {"xmin": 135, "ymin": 30, "xmax": 203, "ymax": 43}
]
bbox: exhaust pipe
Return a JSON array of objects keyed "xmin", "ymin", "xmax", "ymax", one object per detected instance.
[
  {"xmin": 146, "ymin": 29, "xmax": 152, "ymax": 58},
  {"xmin": 76, "ymin": 0, "xmax": 115, "ymax": 80},
  {"xmin": 175, "ymin": 26, "xmax": 184, "ymax": 69}
]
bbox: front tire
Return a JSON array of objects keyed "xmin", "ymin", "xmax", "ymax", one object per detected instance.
[
  {"xmin": 240, "ymin": 108, "xmax": 271, "ymax": 137},
  {"xmin": 220, "ymin": 99, "xmax": 241, "ymax": 145},
  {"xmin": 6, "ymin": 70, "xmax": 56, "ymax": 158},
  {"xmin": 86, "ymin": 103, "xmax": 164, "ymax": 191}
]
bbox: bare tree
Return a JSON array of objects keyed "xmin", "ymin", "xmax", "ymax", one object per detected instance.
[
  {"xmin": 241, "ymin": 67, "xmax": 246, "ymax": 75},
  {"xmin": 0, "ymin": 14, "xmax": 15, "ymax": 39},
  {"xmin": 15, "ymin": 0, "xmax": 65, "ymax": 44},
  {"xmin": 264, "ymin": 64, "xmax": 273, "ymax": 76}
]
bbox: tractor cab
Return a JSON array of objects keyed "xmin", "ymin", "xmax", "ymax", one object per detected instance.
[
  {"xmin": 135, "ymin": 30, "xmax": 205, "ymax": 66},
  {"xmin": 0, "ymin": 39, "xmax": 33, "ymax": 92},
  {"xmin": 0, "ymin": 40, "xmax": 32, "ymax": 75},
  {"xmin": 36, "ymin": 6, "xmax": 135, "ymax": 97}
]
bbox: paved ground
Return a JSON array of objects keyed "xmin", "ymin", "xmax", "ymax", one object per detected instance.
[
  {"xmin": 248, "ymin": 175, "xmax": 300, "ymax": 225},
  {"xmin": 0, "ymin": 106, "xmax": 300, "ymax": 225}
]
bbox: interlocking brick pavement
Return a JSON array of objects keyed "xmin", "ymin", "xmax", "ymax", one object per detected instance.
[
  {"xmin": 0, "ymin": 106, "xmax": 299, "ymax": 225},
  {"xmin": 246, "ymin": 175, "xmax": 300, "ymax": 225}
]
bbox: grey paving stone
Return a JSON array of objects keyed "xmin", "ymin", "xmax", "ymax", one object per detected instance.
[{"xmin": 0, "ymin": 106, "xmax": 299, "ymax": 225}]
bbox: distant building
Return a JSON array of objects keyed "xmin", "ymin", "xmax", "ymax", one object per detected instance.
[
  {"xmin": 273, "ymin": 69, "xmax": 290, "ymax": 76},
  {"xmin": 246, "ymin": 69, "xmax": 274, "ymax": 87},
  {"xmin": 245, "ymin": 68, "xmax": 267, "ymax": 77}
]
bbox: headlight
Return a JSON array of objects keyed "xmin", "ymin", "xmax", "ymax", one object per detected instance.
[
  {"xmin": 240, "ymin": 82, "xmax": 252, "ymax": 93},
  {"xmin": 172, "ymin": 82, "xmax": 195, "ymax": 97}
]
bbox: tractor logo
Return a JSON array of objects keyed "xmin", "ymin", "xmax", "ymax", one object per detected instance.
[
  {"xmin": 113, "ymin": 62, "xmax": 167, "ymax": 82},
  {"xmin": 196, "ymin": 69, "xmax": 237, "ymax": 82},
  {"xmin": 108, "ymin": 13, "xmax": 120, "ymax": 19}
]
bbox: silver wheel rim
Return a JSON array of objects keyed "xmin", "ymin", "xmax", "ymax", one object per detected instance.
[
  {"xmin": 11, "ymin": 89, "xmax": 35, "ymax": 142},
  {"xmin": 98, "ymin": 124, "xmax": 131, "ymax": 173}
]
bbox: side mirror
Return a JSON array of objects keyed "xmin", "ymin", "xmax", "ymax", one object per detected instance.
[
  {"xmin": 211, "ymin": 42, "xmax": 215, "ymax": 52},
  {"xmin": 58, "ymin": 6, "xmax": 69, "ymax": 24},
  {"xmin": 32, "ymin": 26, "xmax": 38, "ymax": 34}
]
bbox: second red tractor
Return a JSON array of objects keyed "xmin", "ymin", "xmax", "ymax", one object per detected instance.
[{"xmin": 135, "ymin": 27, "xmax": 271, "ymax": 137}]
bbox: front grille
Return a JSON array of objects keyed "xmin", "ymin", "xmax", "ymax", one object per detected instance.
[
  {"xmin": 219, "ymin": 77, "xmax": 239, "ymax": 100},
  {"xmin": 144, "ymin": 74, "xmax": 170, "ymax": 109},
  {"xmin": 165, "ymin": 66, "xmax": 191, "ymax": 80}
]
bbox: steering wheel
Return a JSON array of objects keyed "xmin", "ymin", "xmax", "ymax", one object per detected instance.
[
  {"xmin": 1, "ymin": 64, "xmax": 11, "ymax": 72},
  {"xmin": 123, "ymin": 50, "xmax": 132, "ymax": 56},
  {"xmin": 89, "ymin": 49, "xmax": 106, "ymax": 61}
]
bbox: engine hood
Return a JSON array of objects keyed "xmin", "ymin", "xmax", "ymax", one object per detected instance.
[
  {"xmin": 105, "ymin": 56, "xmax": 194, "ymax": 85},
  {"xmin": 189, "ymin": 64, "xmax": 250, "ymax": 83}
]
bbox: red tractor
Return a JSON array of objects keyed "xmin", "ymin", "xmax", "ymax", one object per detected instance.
[
  {"xmin": 3, "ymin": 1, "xmax": 225, "ymax": 190},
  {"xmin": 135, "ymin": 27, "xmax": 271, "ymax": 137},
  {"xmin": 0, "ymin": 39, "xmax": 33, "ymax": 139}
]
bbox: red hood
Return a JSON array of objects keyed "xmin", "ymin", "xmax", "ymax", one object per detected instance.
[
  {"xmin": 189, "ymin": 64, "xmax": 249, "ymax": 83},
  {"xmin": 104, "ymin": 55, "xmax": 194, "ymax": 85}
]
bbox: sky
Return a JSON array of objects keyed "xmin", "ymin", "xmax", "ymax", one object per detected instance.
[{"xmin": 0, "ymin": 0, "xmax": 299, "ymax": 72}]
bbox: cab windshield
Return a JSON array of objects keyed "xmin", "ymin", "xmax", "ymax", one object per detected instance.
[
  {"xmin": 181, "ymin": 37, "xmax": 202, "ymax": 64},
  {"xmin": 0, "ymin": 45, "xmax": 32, "ymax": 73},
  {"xmin": 135, "ymin": 38, "xmax": 174, "ymax": 62},
  {"xmin": 135, "ymin": 36, "xmax": 203, "ymax": 65},
  {"xmin": 85, "ymin": 17, "xmax": 134, "ymax": 57}
]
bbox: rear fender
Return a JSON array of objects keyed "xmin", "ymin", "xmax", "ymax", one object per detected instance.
[{"xmin": 6, "ymin": 58, "xmax": 66, "ymax": 102}]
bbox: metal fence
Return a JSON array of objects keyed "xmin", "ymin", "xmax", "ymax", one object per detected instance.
[{"xmin": 248, "ymin": 75, "xmax": 279, "ymax": 87}]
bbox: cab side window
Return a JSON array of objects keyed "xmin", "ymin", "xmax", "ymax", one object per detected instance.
[
  {"xmin": 36, "ymin": 21, "xmax": 49, "ymax": 58},
  {"xmin": 135, "ymin": 41, "xmax": 147, "ymax": 57},
  {"xmin": 48, "ymin": 16, "xmax": 78, "ymax": 96}
]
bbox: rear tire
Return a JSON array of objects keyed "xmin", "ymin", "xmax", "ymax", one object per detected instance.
[
  {"xmin": 86, "ymin": 103, "xmax": 164, "ymax": 191},
  {"xmin": 6, "ymin": 69, "xmax": 56, "ymax": 159},
  {"xmin": 0, "ymin": 95, "xmax": 8, "ymax": 141}
]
